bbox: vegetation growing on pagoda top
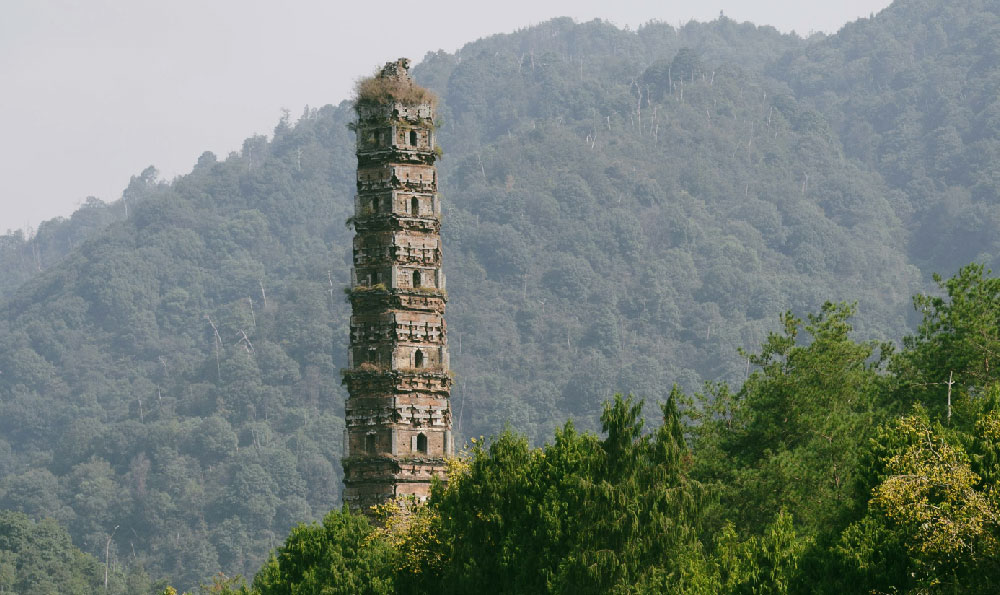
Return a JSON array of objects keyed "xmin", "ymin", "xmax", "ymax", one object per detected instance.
[{"xmin": 353, "ymin": 58, "xmax": 437, "ymax": 109}]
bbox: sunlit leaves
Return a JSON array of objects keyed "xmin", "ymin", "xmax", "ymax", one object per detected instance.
[{"xmin": 871, "ymin": 413, "xmax": 998, "ymax": 562}]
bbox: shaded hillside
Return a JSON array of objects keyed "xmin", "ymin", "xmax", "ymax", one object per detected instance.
[
  {"xmin": 771, "ymin": 0, "xmax": 1000, "ymax": 272},
  {"xmin": 0, "ymin": 194, "xmax": 126, "ymax": 301},
  {"xmin": 0, "ymin": 116, "xmax": 357, "ymax": 588},
  {"xmin": 0, "ymin": 510, "xmax": 152, "ymax": 593},
  {"xmin": 416, "ymin": 17, "xmax": 918, "ymax": 438},
  {"xmin": 0, "ymin": 2, "xmax": 999, "ymax": 589}
]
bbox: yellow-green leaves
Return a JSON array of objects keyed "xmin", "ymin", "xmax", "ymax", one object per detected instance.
[{"xmin": 870, "ymin": 413, "xmax": 999, "ymax": 563}]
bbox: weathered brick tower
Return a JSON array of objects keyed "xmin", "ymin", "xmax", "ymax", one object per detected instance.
[{"xmin": 342, "ymin": 58, "xmax": 452, "ymax": 511}]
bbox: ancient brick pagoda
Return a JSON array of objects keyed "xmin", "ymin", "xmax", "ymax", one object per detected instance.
[{"xmin": 341, "ymin": 58, "xmax": 452, "ymax": 511}]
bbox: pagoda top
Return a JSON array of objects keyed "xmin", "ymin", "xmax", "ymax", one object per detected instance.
[
  {"xmin": 354, "ymin": 57, "xmax": 437, "ymax": 110},
  {"xmin": 379, "ymin": 58, "xmax": 412, "ymax": 82}
]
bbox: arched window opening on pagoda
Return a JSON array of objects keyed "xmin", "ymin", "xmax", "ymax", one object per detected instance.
[
  {"xmin": 371, "ymin": 195, "xmax": 379, "ymax": 213},
  {"xmin": 411, "ymin": 196, "xmax": 419, "ymax": 216},
  {"xmin": 410, "ymin": 130, "xmax": 418, "ymax": 146},
  {"xmin": 414, "ymin": 349, "xmax": 424, "ymax": 368},
  {"xmin": 412, "ymin": 270, "xmax": 421, "ymax": 288},
  {"xmin": 416, "ymin": 433, "xmax": 428, "ymax": 454},
  {"xmin": 365, "ymin": 433, "xmax": 376, "ymax": 454}
]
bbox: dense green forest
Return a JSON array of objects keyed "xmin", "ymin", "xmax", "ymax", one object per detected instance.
[
  {"xmin": 0, "ymin": 0, "xmax": 999, "ymax": 590},
  {"xmin": 210, "ymin": 265, "xmax": 1000, "ymax": 593},
  {"xmin": 0, "ymin": 509, "xmax": 156, "ymax": 593}
]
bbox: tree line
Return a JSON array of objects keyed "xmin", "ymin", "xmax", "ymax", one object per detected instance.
[{"xmin": 204, "ymin": 264, "xmax": 1000, "ymax": 594}]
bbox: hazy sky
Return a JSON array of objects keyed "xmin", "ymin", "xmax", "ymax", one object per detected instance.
[{"xmin": 0, "ymin": 0, "xmax": 894, "ymax": 231}]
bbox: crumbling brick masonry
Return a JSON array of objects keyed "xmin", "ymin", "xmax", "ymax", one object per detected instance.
[{"xmin": 341, "ymin": 58, "xmax": 452, "ymax": 512}]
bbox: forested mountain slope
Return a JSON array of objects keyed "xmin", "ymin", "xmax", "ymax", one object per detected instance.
[
  {"xmin": 0, "ymin": 510, "xmax": 153, "ymax": 593},
  {"xmin": 0, "ymin": 194, "xmax": 126, "ymax": 301},
  {"xmin": 0, "ymin": 116, "xmax": 357, "ymax": 587},
  {"xmin": 771, "ymin": 0, "xmax": 1000, "ymax": 271},
  {"xmin": 413, "ymin": 15, "xmax": 919, "ymax": 439},
  {"xmin": 0, "ymin": 1, "xmax": 998, "ymax": 589}
]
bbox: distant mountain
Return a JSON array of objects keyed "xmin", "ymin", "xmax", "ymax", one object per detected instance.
[
  {"xmin": 0, "ymin": 195, "xmax": 124, "ymax": 301},
  {"xmin": 0, "ymin": 1, "xmax": 998, "ymax": 588},
  {"xmin": 771, "ymin": 0, "xmax": 1000, "ymax": 270}
]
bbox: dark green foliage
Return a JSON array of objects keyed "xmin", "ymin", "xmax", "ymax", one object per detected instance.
[
  {"xmin": 893, "ymin": 263, "xmax": 1000, "ymax": 421},
  {"xmin": 254, "ymin": 395, "xmax": 709, "ymax": 595},
  {"xmin": 697, "ymin": 303, "xmax": 887, "ymax": 538},
  {"xmin": 252, "ymin": 507, "xmax": 395, "ymax": 595},
  {"xmin": 548, "ymin": 395, "xmax": 706, "ymax": 594},
  {"xmin": 715, "ymin": 511, "xmax": 809, "ymax": 595},
  {"xmin": 0, "ymin": 510, "xmax": 152, "ymax": 594}
]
